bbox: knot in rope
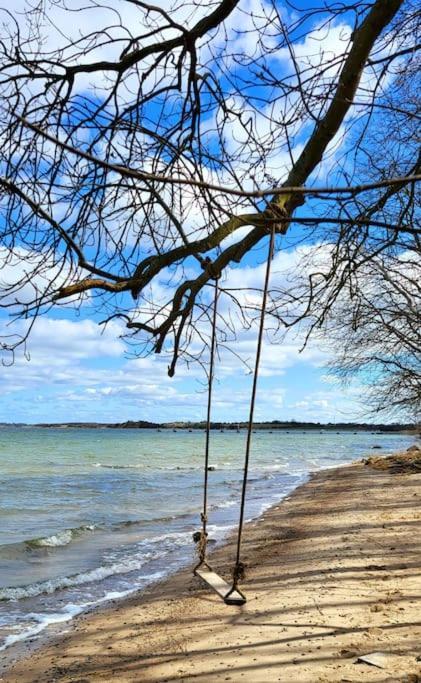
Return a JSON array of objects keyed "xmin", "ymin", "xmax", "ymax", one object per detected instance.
[
  {"xmin": 232, "ymin": 561, "xmax": 246, "ymax": 587},
  {"xmin": 192, "ymin": 530, "xmax": 208, "ymax": 563},
  {"xmin": 192, "ymin": 531, "xmax": 202, "ymax": 544}
]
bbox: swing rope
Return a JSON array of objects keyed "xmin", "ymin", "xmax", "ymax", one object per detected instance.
[
  {"xmin": 225, "ymin": 224, "xmax": 276, "ymax": 601},
  {"xmin": 194, "ymin": 225, "xmax": 275, "ymax": 600},
  {"xmin": 194, "ymin": 276, "xmax": 219, "ymax": 572}
]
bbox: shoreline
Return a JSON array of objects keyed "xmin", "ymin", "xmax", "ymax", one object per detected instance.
[
  {"xmin": 2, "ymin": 422, "xmax": 416, "ymax": 434},
  {"xmin": 0, "ymin": 470, "xmax": 311, "ymax": 670},
  {"xmin": 2, "ymin": 450, "xmax": 421, "ymax": 682}
]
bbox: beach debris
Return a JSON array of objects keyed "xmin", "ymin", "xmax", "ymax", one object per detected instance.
[
  {"xmin": 340, "ymin": 647, "xmax": 358, "ymax": 658},
  {"xmin": 356, "ymin": 651, "xmax": 390, "ymax": 668},
  {"xmin": 370, "ymin": 603, "xmax": 383, "ymax": 612},
  {"xmin": 362, "ymin": 450, "xmax": 421, "ymax": 473}
]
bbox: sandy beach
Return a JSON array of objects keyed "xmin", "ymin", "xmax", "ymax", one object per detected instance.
[{"xmin": 2, "ymin": 449, "xmax": 420, "ymax": 683}]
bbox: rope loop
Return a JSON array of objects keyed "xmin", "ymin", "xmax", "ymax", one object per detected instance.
[
  {"xmin": 227, "ymin": 223, "xmax": 276, "ymax": 599},
  {"xmin": 232, "ymin": 561, "xmax": 246, "ymax": 587},
  {"xmin": 198, "ymin": 531, "xmax": 208, "ymax": 562}
]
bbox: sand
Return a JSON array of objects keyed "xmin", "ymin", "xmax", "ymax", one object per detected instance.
[{"xmin": 2, "ymin": 451, "xmax": 421, "ymax": 683}]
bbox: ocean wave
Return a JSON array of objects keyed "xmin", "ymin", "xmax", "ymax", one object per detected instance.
[
  {"xmin": 25, "ymin": 524, "xmax": 96, "ymax": 549},
  {"xmin": 136, "ymin": 531, "xmax": 188, "ymax": 548},
  {"xmin": 0, "ymin": 578, "xmax": 165, "ymax": 653},
  {"xmin": 0, "ymin": 603, "xmax": 85, "ymax": 652},
  {"xmin": 212, "ymin": 499, "xmax": 237, "ymax": 510},
  {"xmin": 4, "ymin": 517, "xmax": 189, "ymax": 555},
  {"xmin": 27, "ymin": 530, "xmax": 73, "ymax": 548},
  {"xmin": 93, "ymin": 463, "xmax": 143, "ymax": 470},
  {"xmin": 206, "ymin": 523, "xmax": 235, "ymax": 540},
  {"xmin": 93, "ymin": 462, "xmax": 200, "ymax": 471},
  {"xmin": 1, "ymin": 529, "xmax": 191, "ymax": 602},
  {"xmin": 0, "ymin": 551, "xmax": 155, "ymax": 601}
]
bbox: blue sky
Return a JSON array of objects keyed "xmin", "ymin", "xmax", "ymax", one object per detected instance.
[{"xmin": 0, "ymin": 0, "xmax": 391, "ymax": 424}]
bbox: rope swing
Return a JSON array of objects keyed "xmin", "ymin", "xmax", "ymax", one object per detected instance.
[
  {"xmin": 194, "ymin": 224, "xmax": 276, "ymax": 605},
  {"xmin": 194, "ymin": 275, "xmax": 219, "ymax": 572}
]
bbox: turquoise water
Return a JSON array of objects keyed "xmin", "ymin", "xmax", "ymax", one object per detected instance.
[{"xmin": 0, "ymin": 426, "xmax": 415, "ymax": 651}]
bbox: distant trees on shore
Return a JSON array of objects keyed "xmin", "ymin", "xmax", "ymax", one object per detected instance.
[{"xmin": 10, "ymin": 420, "xmax": 415, "ymax": 432}]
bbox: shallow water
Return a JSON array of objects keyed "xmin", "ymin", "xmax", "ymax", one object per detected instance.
[{"xmin": 0, "ymin": 426, "xmax": 415, "ymax": 651}]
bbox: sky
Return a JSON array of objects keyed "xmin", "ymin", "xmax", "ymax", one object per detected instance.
[
  {"xmin": 0, "ymin": 297, "xmax": 366, "ymax": 425},
  {"xmin": 0, "ymin": 247, "xmax": 367, "ymax": 424},
  {"xmin": 0, "ymin": 0, "xmax": 394, "ymax": 424}
]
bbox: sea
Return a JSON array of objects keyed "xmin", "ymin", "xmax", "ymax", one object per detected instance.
[{"xmin": 0, "ymin": 426, "xmax": 416, "ymax": 653}]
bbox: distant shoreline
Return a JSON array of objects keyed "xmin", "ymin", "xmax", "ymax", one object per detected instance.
[{"xmin": 0, "ymin": 420, "xmax": 416, "ymax": 433}]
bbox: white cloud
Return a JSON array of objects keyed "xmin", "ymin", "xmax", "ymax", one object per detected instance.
[
  {"xmin": 0, "ymin": 316, "xmax": 125, "ymax": 386},
  {"xmin": 0, "ymin": 246, "xmax": 75, "ymax": 306},
  {"xmin": 0, "ymin": 304, "xmax": 363, "ymax": 423}
]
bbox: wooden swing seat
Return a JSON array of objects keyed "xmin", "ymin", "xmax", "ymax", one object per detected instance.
[{"xmin": 195, "ymin": 567, "xmax": 246, "ymax": 605}]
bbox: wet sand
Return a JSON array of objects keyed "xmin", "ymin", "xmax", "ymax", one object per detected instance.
[{"xmin": 2, "ymin": 452, "xmax": 421, "ymax": 682}]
